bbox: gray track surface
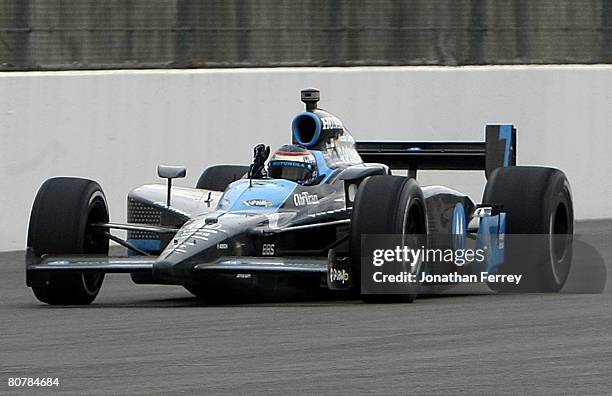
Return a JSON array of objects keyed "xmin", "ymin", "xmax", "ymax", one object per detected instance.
[{"xmin": 1, "ymin": 220, "xmax": 611, "ymax": 395}]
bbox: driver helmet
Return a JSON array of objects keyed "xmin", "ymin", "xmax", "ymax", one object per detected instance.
[{"xmin": 268, "ymin": 144, "xmax": 319, "ymax": 185}]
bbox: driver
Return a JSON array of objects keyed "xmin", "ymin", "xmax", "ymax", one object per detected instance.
[{"xmin": 267, "ymin": 144, "xmax": 319, "ymax": 185}]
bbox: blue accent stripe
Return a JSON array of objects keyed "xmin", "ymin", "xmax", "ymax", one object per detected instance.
[
  {"xmin": 451, "ymin": 203, "xmax": 467, "ymax": 250},
  {"xmin": 127, "ymin": 239, "xmax": 161, "ymax": 256},
  {"xmin": 451, "ymin": 203, "xmax": 466, "ymax": 234},
  {"xmin": 477, "ymin": 213, "xmax": 506, "ymax": 273},
  {"xmin": 498, "ymin": 124, "xmax": 513, "ymax": 167},
  {"xmin": 311, "ymin": 150, "xmax": 333, "ymax": 183}
]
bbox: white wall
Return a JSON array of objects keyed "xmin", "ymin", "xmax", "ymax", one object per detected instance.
[{"xmin": 1, "ymin": 66, "xmax": 611, "ymax": 251}]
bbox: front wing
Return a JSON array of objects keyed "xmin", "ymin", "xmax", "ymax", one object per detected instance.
[
  {"xmin": 27, "ymin": 255, "xmax": 329, "ymax": 286},
  {"xmin": 28, "ymin": 256, "xmax": 156, "ymax": 273}
]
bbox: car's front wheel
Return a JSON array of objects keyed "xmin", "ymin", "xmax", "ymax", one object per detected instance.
[
  {"xmin": 27, "ymin": 178, "xmax": 109, "ymax": 305},
  {"xmin": 350, "ymin": 175, "xmax": 427, "ymax": 303}
]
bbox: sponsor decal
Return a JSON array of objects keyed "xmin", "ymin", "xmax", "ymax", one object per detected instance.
[
  {"xmin": 217, "ymin": 243, "xmax": 228, "ymax": 250},
  {"xmin": 262, "ymin": 243, "xmax": 275, "ymax": 256},
  {"xmin": 48, "ymin": 261, "xmax": 70, "ymax": 266},
  {"xmin": 293, "ymin": 192, "xmax": 319, "ymax": 206},
  {"xmin": 244, "ymin": 199, "xmax": 273, "ymax": 207},
  {"xmin": 307, "ymin": 208, "xmax": 347, "ymax": 218},
  {"xmin": 320, "ymin": 116, "xmax": 344, "ymax": 130},
  {"xmin": 329, "ymin": 268, "xmax": 350, "ymax": 284}
]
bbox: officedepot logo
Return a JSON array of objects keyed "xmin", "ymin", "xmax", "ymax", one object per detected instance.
[{"xmin": 293, "ymin": 192, "xmax": 319, "ymax": 206}]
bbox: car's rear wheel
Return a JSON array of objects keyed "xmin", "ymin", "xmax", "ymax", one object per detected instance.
[
  {"xmin": 350, "ymin": 175, "xmax": 427, "ymax": 303},
  {"xmin": 196, "ymin": 165, "xmax": 249, "ymax": 191},
  {"xmin": 482, "ymin": 166, "xmax": 573, "ymax": 292},
  {"xmin": 27, "ymin": 178, "xmax": 109, "ymax": 305}
]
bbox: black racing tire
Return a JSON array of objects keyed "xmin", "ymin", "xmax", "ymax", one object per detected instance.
[
  {"xmin": 350, "ymin": 175, "xmax": 427, "ymax": 303},
  {"xmin": 27, "ymin": 177, "xmax": 109, "ymax": 305},
  {"xmin": 483, "ymin": 166, "xmax": 573, "ymax": 292},
  {"xmin": 195, "ymin": 165, "xmax": 249, "ymax": 191}
]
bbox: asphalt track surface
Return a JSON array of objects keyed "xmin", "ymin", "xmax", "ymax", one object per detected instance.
[{"xmin": 1, "ymin": 220, "xmax": 611, "ymax": 395}]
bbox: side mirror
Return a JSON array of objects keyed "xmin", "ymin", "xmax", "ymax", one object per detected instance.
[
  {"xmin": 157, "ymin": 165, "xmax": 186, "ymax": 207},
  {"xmin": 157, "ymin": 165, "xmax": 186, "ymax": 179}
]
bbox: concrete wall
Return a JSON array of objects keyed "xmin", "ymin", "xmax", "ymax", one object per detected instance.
[
  {"xmin": 1, "ymin": 66, "xmax": 611, "ymax": 251},
  {"xmin": 3, "ymin": 1, "xmax": 611, "ymax": 70}
]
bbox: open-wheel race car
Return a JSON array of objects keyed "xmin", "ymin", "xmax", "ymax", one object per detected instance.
[{"xmin": 26, "ymin": 88, "xmax": 574, "ymax": 305}]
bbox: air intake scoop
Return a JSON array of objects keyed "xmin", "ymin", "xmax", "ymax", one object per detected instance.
[{"xmin": 292, "ymin": 88, "xmax": 345, "ymax": 148}]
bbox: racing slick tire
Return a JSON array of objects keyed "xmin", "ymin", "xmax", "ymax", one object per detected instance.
[
  {"xmin": 27, "ymin": 178, "xmax": 109, "ymax": 305},
  {"xmin": 350, "ymin": 175, "xmax": 427, "ymax": 303},
  {"xmin": 196, "ymin": 165, "xmax": 249, "ymax": 191},
  {"xmin": 483, "ymin": 166, "xmax": 573, "ymax": 292}
]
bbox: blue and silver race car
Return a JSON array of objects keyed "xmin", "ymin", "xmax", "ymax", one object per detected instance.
[{"xmin": 26, "ymin": 88, "xmax": 574, "ymax": 305}]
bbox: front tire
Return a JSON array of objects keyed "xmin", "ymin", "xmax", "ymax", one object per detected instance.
[
  {"xmin": 27, "ymin": 178, "xmax": 109, "ymax": 305},
  {"xmin": 483, "ymin": 166, "xmax": 573, "ymax": 292},
  {"xmin": 350, "ymin": 176, "xmax": 427, "ymax": 303}
]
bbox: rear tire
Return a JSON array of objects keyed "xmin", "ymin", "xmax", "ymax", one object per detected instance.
[
  {"xmin": 350, "ymin": 176, "xmax": 427, "ymax": 303},
  {"xmin": 196, "ymin": 165, "xmax": 249, "ymax": 191},
  {"xmin": 483, "ymin": 166, "xmax": 573, "ymax": 292},
  {"xmin": 27, "ymin": 177, "xmax": 109, "ymax": 305}
]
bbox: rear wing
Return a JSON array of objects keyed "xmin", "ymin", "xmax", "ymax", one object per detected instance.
[{"xmin": 355, "ymin": 124, "xmax": 516, "ymax": 179}]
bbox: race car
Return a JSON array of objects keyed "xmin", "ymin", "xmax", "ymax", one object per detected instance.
[{"xmin": 25, "ymin": 88, "xmax": 574, "ymax": 305}]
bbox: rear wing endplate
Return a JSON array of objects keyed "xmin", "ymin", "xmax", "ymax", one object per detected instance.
[{"xmin": 356, "ymin": 124, "xmax": 516, "ymax": 179}]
